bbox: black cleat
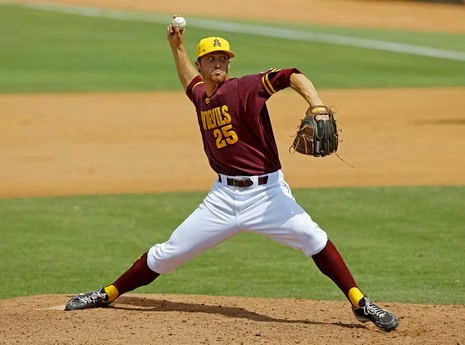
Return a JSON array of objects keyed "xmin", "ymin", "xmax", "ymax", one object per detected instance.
[
  {"xmin": 352, "ymin": 297, "xmax": 398, "ymax": 332},
  {"xmin": 65, "ymin": 288, "xmax": 110, "ymax": 311}
]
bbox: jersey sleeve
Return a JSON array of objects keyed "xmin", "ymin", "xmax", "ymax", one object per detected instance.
[
  {"xmin": 186, "ymin": 75, "xmax": 204, "ymax": 103},
  {"xmin": 260, "ymin": 68, "xmax": 301, "ymax": 97}
]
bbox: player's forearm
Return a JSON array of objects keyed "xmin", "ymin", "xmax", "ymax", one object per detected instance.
[
  {"xmin": 171, "ymin": 45, "xmax": 199, "ymax": 90},
  {"xmin": 290, "ymin": 73, "xmax": 324, "ymax": 107}
]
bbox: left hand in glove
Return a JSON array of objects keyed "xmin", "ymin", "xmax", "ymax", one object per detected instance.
[{"xmin": 291, "ymin": 105, "xmax": 338, "ymax": 157}]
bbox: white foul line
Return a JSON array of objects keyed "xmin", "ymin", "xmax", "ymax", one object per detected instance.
[{"xmin": 2, "ymin": 0, "xmax": 465, "ymax": 62}]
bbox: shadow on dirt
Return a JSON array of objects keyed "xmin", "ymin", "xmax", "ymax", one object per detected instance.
[{"xmin": 111, "ymin": 296, "xmax": 365, "ymax": 330}]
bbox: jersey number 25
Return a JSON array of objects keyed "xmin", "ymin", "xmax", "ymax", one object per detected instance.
[{"xmin": 214, "ymin": 124, "xmax": 238, "ymax": 149}]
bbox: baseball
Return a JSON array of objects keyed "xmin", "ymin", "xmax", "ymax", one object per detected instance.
[{"xmin": 171, "ymin": 16, "xmax": 186, "ymax": 30}]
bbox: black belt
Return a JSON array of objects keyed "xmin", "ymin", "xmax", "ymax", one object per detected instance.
[{"xmin": 219, "ymin": 175, "xmax": 269, "ymax": 188}]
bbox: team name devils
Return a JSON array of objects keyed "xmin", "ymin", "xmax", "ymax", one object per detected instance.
[
  {"xmin": 200, "ymin": 105, "xmax": 231, "ymax": 130},
  {"xmin": 200, "ymin": 105, "xmax": 239, "ymax": 149}
]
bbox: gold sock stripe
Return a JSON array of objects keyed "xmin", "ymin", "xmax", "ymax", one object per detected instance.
[
  {"xmin": 348, "ymin": 287, "xmax": 365, "ymax": 308},
  {"xmin": 104, "ymin": 285, "xmax": 119, "ymax": 303}
]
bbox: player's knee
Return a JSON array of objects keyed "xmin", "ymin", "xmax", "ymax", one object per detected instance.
[
  {"xmin": 298, "ymin": 226, "xmax": 328, "ymax": 257},
  {"xmin": 147, "ymin": 242, "xmax": 193, "ymax": 274}
]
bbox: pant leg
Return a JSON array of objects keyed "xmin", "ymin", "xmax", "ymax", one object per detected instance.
[
  {"xmin": 240, "ymin": 180, "xmax": 328, "ymax": 257},
  {"xmin": 147, "ymin": 183, "xmax": 238, "ymax": 274}
]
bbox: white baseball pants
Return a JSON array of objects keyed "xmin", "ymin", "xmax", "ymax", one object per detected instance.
[{"xmin": 147, "ymin": 170, "xmax": 328, "ymax": 274}]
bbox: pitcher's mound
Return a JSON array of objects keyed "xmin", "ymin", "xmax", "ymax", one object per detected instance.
[{"xmin": 1, "ymin": 294, "xmax": 464, "ymax": 344}]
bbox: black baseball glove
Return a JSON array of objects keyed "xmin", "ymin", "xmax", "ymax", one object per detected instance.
[{"xmin": 291, "ymin": 105, "xmax": 338, "ymax": 157}]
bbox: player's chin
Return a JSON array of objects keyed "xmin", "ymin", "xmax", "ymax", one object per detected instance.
[{"xmin": 210, "ymin": 71, "xmax": 228, "ymax": 83}]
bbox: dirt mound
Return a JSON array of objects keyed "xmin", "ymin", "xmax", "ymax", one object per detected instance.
[{"xmin": 1, "ymin": 294, "xmax": 464, "ymax": 344}]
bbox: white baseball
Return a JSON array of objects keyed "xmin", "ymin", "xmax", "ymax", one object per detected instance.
[{"xmin": 171, "ymin": 16, "xmax": 186, "ymax": 29}]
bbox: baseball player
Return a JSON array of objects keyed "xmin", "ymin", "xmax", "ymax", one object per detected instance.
[{"xmin": 65, "ymin": 21, "xmax": 398, "ymax": 332}]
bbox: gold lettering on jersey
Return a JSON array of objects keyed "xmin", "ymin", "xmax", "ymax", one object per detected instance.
[
  {"xmin": 200, "ymin": 105, "xmax": 238, "ymax": 149},
  {"xmin": 200, "ymin": 105, "xmax": 232, "ymax": 130},
  {"xmin": 221, "ymin": 105, "xmax": 231, "ymax": 124}
]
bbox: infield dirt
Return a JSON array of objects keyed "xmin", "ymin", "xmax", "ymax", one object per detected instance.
[{"xmin": 1, "ymin": 1, "xmax": 464, "ymax": 344}]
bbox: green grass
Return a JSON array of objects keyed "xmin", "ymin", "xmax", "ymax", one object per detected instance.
[
  {"xmin": 271, "ymin": 20, "xmax": 465, "ymax": 52},
  {"xmin": 1, "ymin": 186, "xmax": 464, "ymax": 304},
  {"xmin": 1, "ymin": 4, "xmax": 465, "ymax": 93}
]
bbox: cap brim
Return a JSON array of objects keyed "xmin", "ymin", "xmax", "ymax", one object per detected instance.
[{"xmin": 198, "ymin": 49, "xmax": 235, "ymax": 59}]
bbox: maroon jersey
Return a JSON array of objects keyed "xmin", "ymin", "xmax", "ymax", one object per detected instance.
[{"xmin": 186, "ymin": 68, "xmax": 301, "ymax": 176}]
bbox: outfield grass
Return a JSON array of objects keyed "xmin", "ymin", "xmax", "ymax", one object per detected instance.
[
  {"xmin": 1, "ymin": 186, "xmax": 464, "ymax": 304},
  {"xmin": 1, "ymin": 4, "xmax": 465, "ymax": 93}
]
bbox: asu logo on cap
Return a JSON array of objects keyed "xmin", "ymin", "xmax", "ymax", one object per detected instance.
[{"xmin": 196, "ymin": 37, "xmax": 235, "ymax": 59}]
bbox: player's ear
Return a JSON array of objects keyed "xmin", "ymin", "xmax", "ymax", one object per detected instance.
[{"xmin": 195, "ymin": 59, "xmax": 201, "ymax": 72}]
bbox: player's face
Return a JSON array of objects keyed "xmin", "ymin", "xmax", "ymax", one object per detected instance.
[{"xmin": 197, "ymin": 52, "xmax": 230, "ymax": 84}]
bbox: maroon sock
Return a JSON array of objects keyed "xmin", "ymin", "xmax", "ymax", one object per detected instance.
[
  {"xmin": 112, "ymin": 252, "xmax": 159, "ymax": 295},
  {"xmin": 312, "ymin": 240, "xmax": 357, "ymax": 298}
]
